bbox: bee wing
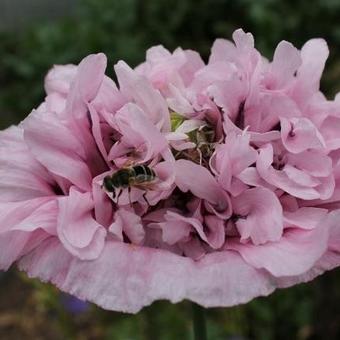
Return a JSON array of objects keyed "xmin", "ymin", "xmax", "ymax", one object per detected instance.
[{"xmin": 133, "ymin": 182, "xmax": 157, "ymax": 191}]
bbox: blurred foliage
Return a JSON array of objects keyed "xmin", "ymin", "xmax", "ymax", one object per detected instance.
[
  {"xmin": 1, "ymin": 270, "xmax": 340, "ymax": 339},
  {"xmin": 1, "ymin": 0, "xmax": 340, "ymax": 339}
]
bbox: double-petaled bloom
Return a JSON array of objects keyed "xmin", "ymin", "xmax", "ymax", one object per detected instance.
[{"xmin": 1, "ymin": 29, "xmax": 340, "ymax": 313}]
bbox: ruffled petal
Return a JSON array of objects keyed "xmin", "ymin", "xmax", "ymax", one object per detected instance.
[
  {"xmin": 65, "ymin": 53, "xmax": 107, "ymax": 119},
  {"xmin": 227, "ymin": 221, "xmax": 329, "ymax": 276},
  {"xmin": 45, "ymin": 64, "xmax": 77, "ymax": 95},
  {"xmin": 174, "ymin": 159, "xmax": 230, "ymax": 211},
  {"xmin": 293, "ymin": 39, "xmax": 329, "ymax": 104},
  {"xmin": 115, "ymin": 61, "xmax": 170, "ymax": 131},
  {"xmin": 256, "ymin": 144, "xmax": 320, "ymax": 199},
  {"xmin": 0, "ymin": 126, "xmax": 55, "ymax": 201},
  {"xmin": 211, "ymin": 132, "xmax": 257, "ymax": 191},
  {"xmin": 57, "ymin": 188, "xmax": 106, "ymax": 260},
  {"xmin": 284, "ymin": 207, "xmax": 328, "ymax": 229},
  {"xmin": 0, "ymin": 197, "xmax": 57, "ymax": 270},
  {"xmin": 232, "ymin": 187, "xmax": 283, "ymax": 245},
  {"xmin": 109, "ymin": 103, "xmax": 168, "ymax": 164},
  {"xmin": 270, "ymin": 41, "xmax": 301, "ymax": 88},
  {"xmin": 109, "ymin": 208, "xmax": 145, "ymax": 245},
  {"xmin": 209, "ymin": 38, "xmax": 236, "ymax": 64},
  {"xmin": 23, "ymin": 110, "xmax": 93, "ymax": 191},
  {"xmin": 280, "ymin": 117, "xmax": 325, "ymax": 154},
  {"xmin": 18, "ymin": 238, "xmax": 277, "ymax": 313}
]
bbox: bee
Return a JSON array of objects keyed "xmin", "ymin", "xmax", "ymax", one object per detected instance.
[{"xmin": 102, "ymin": 165, "xmax": 156, "ymax": 205}]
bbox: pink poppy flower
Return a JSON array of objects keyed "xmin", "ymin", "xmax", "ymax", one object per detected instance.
[{"xmin": 0, "ymin": 30, "xmax": 340, "ymax": 314}]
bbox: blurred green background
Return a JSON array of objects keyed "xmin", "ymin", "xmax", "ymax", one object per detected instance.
[{"xmin": 1, "ymin": 0, "xmax": 340, "ymax": 339}]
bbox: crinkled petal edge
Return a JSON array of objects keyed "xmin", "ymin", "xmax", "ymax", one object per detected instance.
[{"xmin": 16, "ymin": 238, "xmax": 340, "ymax": 313}]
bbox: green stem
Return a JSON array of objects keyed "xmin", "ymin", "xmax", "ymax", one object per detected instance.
[{"xmin": 192, "ymin": 303, "xmax": 207, "ymax": 340}]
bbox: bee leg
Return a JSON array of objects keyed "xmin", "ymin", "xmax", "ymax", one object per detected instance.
[
  {"xmin": 116, "ymin": 189, "xmax": 123, "ymax": 205},
  {"xmin": 128, "ymin": 187, "xmax": 132, "ymax": 207},
  {"xmin": 142, "ymin": 192, "xmax": 150, "ymax": 205}
]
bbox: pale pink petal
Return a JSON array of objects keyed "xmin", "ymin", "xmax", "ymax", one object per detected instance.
[
  {"xmin": 18, "ymin": 238, "xmax": 279, "ymax": 312},
  {"xmin": 164, "ymin": 211, "xmax": 208, "ymax": 245},
  {"xmin": 65, "ymin": 53, "xmax": 107, "ymax": 119},
  {"xmin": 279, "ymin": 194, "xmax": 299, "ymax": 211},
  {"xmin": 0, "ymin": 197, "xmax": 57, "ymax": 270},
  {"xmin": 276, "ymin": 251, "xmax": 340, "ymax": 289},
  {"xmin": 151, "ymin": 212, "xmax": 192, "ymax": 246},
  {"xmin": 109, "ymin": 103, "xmax": 168, "ymax": 164},
  {"xmin": 223, "ymin": 114, "xmax": 281, "ymax": 144},
  {"xmin": 114, "ymin": 61, "xmax": 170, "ymax": 131},
  {"xmin": 208, "ymin": 74, "xmax": 247, "ymax": 120},
  {"xmin": 177, "ymin": 49, "xmax": 205, "ymax": 86},
  {"xmin": 0, "ymin": 229, "xmax": 49, "ymax": 271},
  {"xmin": 91, "ymin": 76, "xmax": 126, "ymax": 113},
  {"xmin": 269, "ymin": 41, "xmax": 301, "ymax": 88},
  {"xmin": 175, "ymin": 159, "xmax": 230, "ymax": 211},
  {"xmin": 44, "ymin": 64, "xmax": 77, "ymax": 95},
  {"xmin": 232, "ymin": 29, "xmax": 255, "ymax": 51},
  {"xmin": 204, "ymin": 215, "xmax": 225, "ymax": 249},
  {"xmin": 61, "ymin": 54, "xmax": 108, "ymax": 176},
  {"xmin": 283, "ymin": 164, "xmax": 320, "ymax": 187},
  {"xmin": 167, "ymin": 85, "xmax": 193, "ymax": 114},
  {"xmin": 320, "ymin": 116, "xmax": 340, "ymax": 151},
  {"xmin": 227, "ymin": 222, "xmax": 329, "ymax": 276},
  {"xmin": 237, "ymin": 167, "xmax": 275, "ymax": 190},
  {"xmin": 163, "ymin": 210, "xmax": 225, "ymax": 249},
  {"xmin": 0, "ymin": 126, "xmax": 55, "ymax": 201},
  {"xmin": 246, "ymin": 93, "xmax": 301, "ymax": 133},
  {"xmin": 280, "ymin": 117, "xmax": 325, "ymax": 153},
  {"xmin": 288, "ymin": 150, "xmax": 332, "ymax": 178},
  {"xmin": 210, "ymin": 132, "xmax": 257, "ymax": 191},
  {"xmin": 92, "ymin": 172, "xmax": 114, "ymax": 228},
  {"xmin": 109, "ymin": 208, "xmax": 145, "ymax": 245},
  {"xmin": 44, "ymin": 92, "xmax": 67, "ymax": 115},
  {"xmin": 141, "ymin": 46, "xmax": 187, "ymax": 92},
  {"xmin": 57, "ymin": 188, "xmax": 106, "ymax": 260},
  {"xmin": 276, "ymin": 210, "xmax": 340, "ymax": 285},
  {"xmin": 314, "ymin": 174, "xmax": 335, "ymax": 200},
  {"xmin": 88, "ymin": 105, "xmax": 111, "ymax": 165},
  {"xmin": 180, "ymin": 237, "xmax": 206, "ymax": 260},
  {"xmin": 145, "ymin": 160, "xmax": 176, "ymax": 205},
  {"xmin": 256, "ymin": 144, "xmax": 320, "ymax": 199},
  {"xmin": 298, "ymin": 39, "xmax": 329, "ymax": 91},
  {"xmin": 190, "ymin": 62, "xmax": 235, "ymax": 94},
  {"xmin": 293, "ymin": 39, "xmax": 329, "ymax": 104},
  {"xmin": 88, "ymin": 79, "xmax": 126, "ymax": 163},
  {"xmin": 284, "ymin": 207, "xmax": 328, "ymax": 229},
  {"xmin": 160, "ymin": 220, "xmax": 191, "ymax": 245},
  {"xmin": 23, "ymin": 110, "xmax": 93, "ymax": 191},
  {"xmin": 225, "ymin": 132, "xmax": 258, "ymax": 174},
  {"xmin": 228, "ymin": 178, "xmax": 248, "ymax": 197},
  {"xmin": 232, "ymin": 187, "xmax": 283, "ymax": 245},
  {"xmin": 209, "ymin": 38, "xmax": 236, "ymax": 64}
]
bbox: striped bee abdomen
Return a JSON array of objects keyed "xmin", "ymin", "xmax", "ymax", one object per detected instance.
[{"xmin": 132, "ymin": 165, "xmax": 156, "ymax": 184}]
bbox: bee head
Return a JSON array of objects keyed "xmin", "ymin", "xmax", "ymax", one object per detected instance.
[{"xmin": 103, "ymin": 176, "xmax": 115, "ymax": 192}]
